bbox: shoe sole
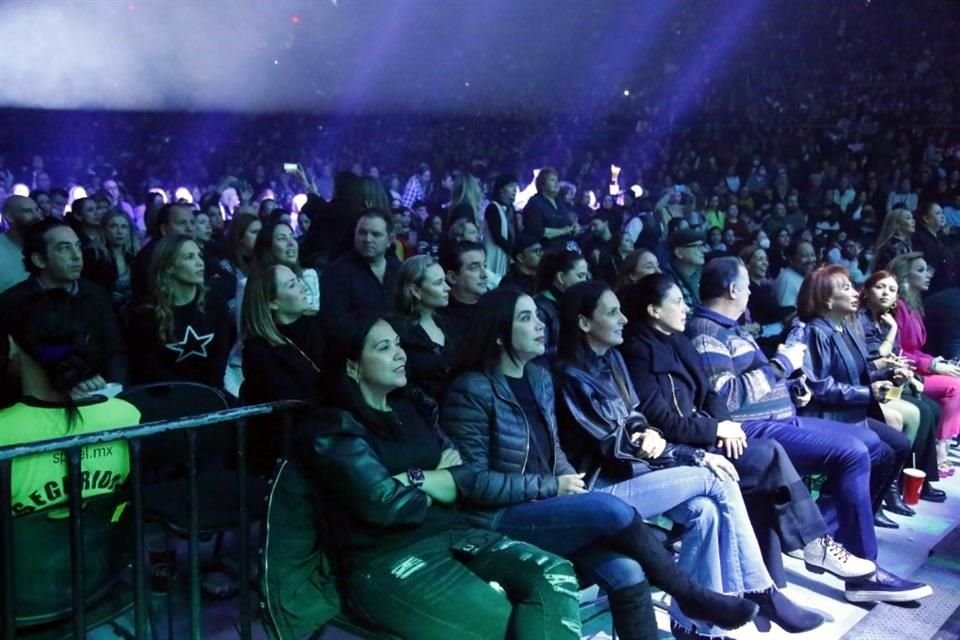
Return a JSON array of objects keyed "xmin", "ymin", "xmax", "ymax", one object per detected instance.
[
  {"xmin": 805, "ymin": 561, "xmax": 876, "ymax": 580},
  {"xmin": 844, "ymin": 584, "xmax": 934, "ymax": 603}
]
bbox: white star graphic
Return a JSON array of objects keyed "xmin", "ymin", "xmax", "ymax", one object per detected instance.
[{"xmin": 165, "ymin": 325, "xmax": 215, "ymax": 363}]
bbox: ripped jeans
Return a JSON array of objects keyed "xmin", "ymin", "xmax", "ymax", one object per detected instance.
[{"xmin": 346, "ymin": 529, "xmax": 582, "ymax": 640}]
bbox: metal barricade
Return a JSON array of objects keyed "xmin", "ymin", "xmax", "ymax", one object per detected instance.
[{"xmin": 0, "ymin": 399, "xmax": 305, "ymax": 640}]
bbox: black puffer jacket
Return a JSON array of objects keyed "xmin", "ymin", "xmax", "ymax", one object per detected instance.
[{"xmin": 441, "ymin": 363, "xmax": 576, "ymax": 528}]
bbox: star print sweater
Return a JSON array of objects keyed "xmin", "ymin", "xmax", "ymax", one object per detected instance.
[{"xmin": 128, "ymin": 291, "xmax": 231, "ymax": 388}]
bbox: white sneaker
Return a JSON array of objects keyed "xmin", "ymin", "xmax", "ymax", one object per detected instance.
[
  {"xmin": 785, "ymin": 548, "xmax": 804, "ymax": 560},
  {"xmin": 804, "ymin": 535, "xmax": 876, "ymax": 579}
]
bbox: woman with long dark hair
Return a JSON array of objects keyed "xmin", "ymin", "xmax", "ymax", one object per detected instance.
[
  {"xmin": 555, "ymin": 281, "xmax": 779, "ymax": 640},
  {"xmin": 535, "ymin": 250, "xmax": 590, "ymax": 359},
  {"xmin": 857, "ymin": 270, "xmax": 944, "ymax": 499},
  {"xmin": 296, "ymin": 312, "xmax": 583, "ymax": 638},
  {"xmin": 618, "ymin": 273, "xmax": 908, "ymax": 623},
  {"xmin": 442, "ymin": 288, "xmax": 760, "ymax": 640},
  {"xmin": 101, "ymin": 209, "xmax": 138, "ymax": 310}
]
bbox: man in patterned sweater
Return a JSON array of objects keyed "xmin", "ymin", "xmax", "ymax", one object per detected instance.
[{"xmin": 685, "ymin": 256, "xmax": 933, "ymax": 604}]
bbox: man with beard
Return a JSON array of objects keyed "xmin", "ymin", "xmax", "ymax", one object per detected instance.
[{"xmin": 773, "ymin": 240, "xmax": 817, "ymax": 308}]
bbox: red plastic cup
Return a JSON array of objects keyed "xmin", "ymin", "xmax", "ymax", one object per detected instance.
[{"xmin": 902, "ymin": 468, "xmax": 926, "ymax": 505}]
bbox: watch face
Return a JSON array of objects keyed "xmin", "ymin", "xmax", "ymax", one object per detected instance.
[{"xmin": 408, "ymin": 468, "xmax": 426, "ymax": 487}]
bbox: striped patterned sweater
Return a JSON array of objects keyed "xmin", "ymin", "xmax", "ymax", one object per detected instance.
[{"xmin": 685, "ymin": 306, "xmax": 798, "ymax": 422}]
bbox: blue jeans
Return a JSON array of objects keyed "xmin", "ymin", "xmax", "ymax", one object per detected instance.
[
  {"xmin": 492, "ymin": 492, "xmax": 647, "ymax": 595},
  {"xmin": 744, "ymin": 416, "xmax": 895, "ymax": 561},
  {"xmin": 596, "ymin": 466, "xmax": 773, "ymax": 636}
]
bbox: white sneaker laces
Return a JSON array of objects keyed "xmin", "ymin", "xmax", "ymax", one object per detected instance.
[{"xmin": 823, "ymin": 536, "xmax": 851, "ymax": 563}]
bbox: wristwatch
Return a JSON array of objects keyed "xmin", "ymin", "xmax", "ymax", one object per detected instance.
[{"xmin": 407, "ymin": 468, "xmax": 426, "ymax": 489}]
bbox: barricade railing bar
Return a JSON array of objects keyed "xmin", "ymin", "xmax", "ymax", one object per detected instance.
[{"xmin": 0, "ymin": 399, "xmax": 307, "ymax": 640}]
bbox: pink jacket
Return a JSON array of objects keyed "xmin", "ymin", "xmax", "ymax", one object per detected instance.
[{"xmin": 894, "ymin": 299, "xmax": 934, "ymax": 374}]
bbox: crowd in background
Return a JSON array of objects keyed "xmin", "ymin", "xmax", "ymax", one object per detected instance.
[{"xmin": 2, "ymin": 1, "xmax": 960, "ymax": 637}]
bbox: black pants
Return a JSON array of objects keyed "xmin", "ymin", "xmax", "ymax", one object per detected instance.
[
  {"xmin": 904, "ymin": 392, "xmax": 941, "ymax": 482},
  {"xmin": 730, "ymin": 437, "xmax": 827, "ymax": 587}
]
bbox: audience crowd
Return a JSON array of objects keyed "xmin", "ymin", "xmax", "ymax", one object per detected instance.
[{"xmin": 3, "ymin": 1, "xmax": 960, "ymax": 637}]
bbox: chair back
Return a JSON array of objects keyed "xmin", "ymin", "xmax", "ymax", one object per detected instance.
[
  {"xmin": 119, "ymin": 382, "xmax": 232, "ymax": 472},
  {"xmin": 13, "ymin": 492, "xmax": 132, "ymax": 626},
  {"xmin": 261, "ymin": 457, "xmax": 341, "ymax": 640}
]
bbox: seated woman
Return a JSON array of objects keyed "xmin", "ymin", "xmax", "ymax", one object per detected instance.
[
  {"xmin": 614, "ymin": 249, "xmax": 660, "ymax": 292},
  {"xmin": 239, "ymin": 263, "xmax": 325, "ymax": 473},
  {"xmin": 870, "ymin": 207, "xmax": 913, "ymax": 272},
  {"xmin": 224, "ymin": 219, "xmax": 321, "ymax": 395},
  {"xmin": 857, "ymin": 270, "xmax": 944, "ymax": 500},
  {"xmin": 535, "ymin": 250, "xmax": 590, "ymax": 359},
  {"xmin": 129, "ymin": 234, "xmax": 231, "ymax": 387},
  {"xmin": 101, "ymin": 209, "xmax": 138, "ymax": 312},
  {"xmin": 887, "ymin": 252, "xmax": 960, "ymax": 477},
  {"xmin": 390, "ymin": 255, "xmax": 459, "ymax": 399},
  {"xmin": 794, "ymin": 265, "xmax": 915, "ymax": 521},
  {"xmin": 301, "ymin": 313, "xmax": 582, "ymax": 639},
  {"xmin": 555, "ymin": 281, "xmax": 787, "ymax": 640},
  {"xmin": 240, "ymin": 263, "xmax": 325, "ymax": 405},
  {"xmin": 0, "ymin": 289, "xmax": 141, "ymax": 515},
  {"xmin": 443, "ymin": 289, "xmax": 760, "ymax": 640},
  {"xmin": 618, "ymin": 274, "xmax": 895, "ymax": 614},
  {"xmin": 252, "ymin": 219, "xmax": 320, "ymax": 312}
]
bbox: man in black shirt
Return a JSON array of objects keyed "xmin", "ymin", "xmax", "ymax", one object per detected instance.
[
  {"xmin": 498, "ymin": 233, "xmax": 542, "ymax": 296},
  {"xmin": 912, "ymin": 202, "xmax": 957, "ymax": 294},
  {"xmin": 438, "ymin": 241, "xmax": 489, "ymax": 345},
  {"xmin": 0, "ymin": 219, "xmax": 127, "ymax": 405},
  {"xmin": 321, "ymin": 209, "xmax": 402, "ymax": 321}
]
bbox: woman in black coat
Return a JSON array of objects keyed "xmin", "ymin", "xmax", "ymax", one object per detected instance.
[
  {"xmin": 442, "ymin": 288, "xmax": 759, "ymax": 640},
  {"xmin": 389, "ymin": 255, "xmax": 459, "ymax": 399},
  {"xmin": 618, "ymin": 273, "xmax": 839, "ymax": 632}
]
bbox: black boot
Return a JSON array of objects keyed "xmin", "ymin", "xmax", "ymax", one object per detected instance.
[
  {"xmin": 604, "ymin": 515, "xmax": 759, "ymax": 630},
  {"xmin": 874, "ymin": 509, "xmax": 899, "ymax": 529},
  {"xmin": 608, "ymin": 581, "xmax": 659, "ymax": 640},
  {"xmin": 884, "ymin": 481, "xmax": 915, "ymax": 516},
  {"xmin": 745, "ymin": 588, "xmax": 824, "ymax": 633},
  {"xmin": 920, "ymin": 481, "xmax": 946, "ymax": 503}
]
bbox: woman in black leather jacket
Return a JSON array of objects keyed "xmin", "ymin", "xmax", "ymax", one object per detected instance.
[
  {"xmin": 794, "ymin": 265, "xmax": 914, "ymax": 520},
  {"xmin": 303, "ymin": 313, "xmax": 583, "ymax": 639},
  {"xmin": 555, "ymin": 281, "xmax": 778, "ymax": 640},
  {"xmin": 442, "ymin": 288, "xmax": 759, "ymax": 640}
]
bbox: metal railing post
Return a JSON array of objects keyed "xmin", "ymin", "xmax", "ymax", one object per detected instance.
[
  {"xmin": 0, "ymin": 460, "xmax": 14, "ymax": 640},
  {"xmin": 130, "ymin": 438, "xmax": 149, "ymax": 639},
  {"xmin": 66, "ymin": 447, "xmax": 86, "ymax": 638},
  {"xmin": 236, "ymin": 418, "xmax": 252, "ymax": 640},
  {"xmin": 186, "ymin": 429, "xmax": 200, "ymax": 640}
]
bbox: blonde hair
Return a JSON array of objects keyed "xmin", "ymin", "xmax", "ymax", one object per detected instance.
[
  {"xmin": 393, "ymin": 255, "xmax": 438, "ymax": 317},
  {"xmin": 149, "ymin": 234, "xmax": 206, "ymax": 342},
  {"xmin": 871, "ymin": 209, "xmax": 913, "ymax": 266},
  {"xmin": 450, "ymin": 173, "xmax": 484, "ymax": 220},
  {"xmin": 241, "ymin": 264, "xmax": 288, "ymax": 346},
  {"xmin": 886, "ymin": 251, "xmax": 925, "ymax": 313}
]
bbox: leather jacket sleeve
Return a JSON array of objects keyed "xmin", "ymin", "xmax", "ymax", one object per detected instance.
[
  {"xmin": 309, "ymin": 415, "xmax": 431, "ymax": 527},
  {"xmin": 558, "ymin": 371, "xmax": 645, "ymax": 467},
  {"xmin": 804, "ymin": 325, "xmax": 872, "ymax": 406},
  {"xmin": 441, "ymin": 374, "xmax": 561, "ymax": 507}
]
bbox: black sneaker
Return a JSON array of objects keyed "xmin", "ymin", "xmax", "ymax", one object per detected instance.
[{"xmin": 845, "ymin": 567, "xmax": 933, "ymax": 603}]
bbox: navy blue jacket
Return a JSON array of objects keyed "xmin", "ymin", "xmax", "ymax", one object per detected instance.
[{"xmin": 800, "ymin": 317, "xmax": 883, "ymax": 424}]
